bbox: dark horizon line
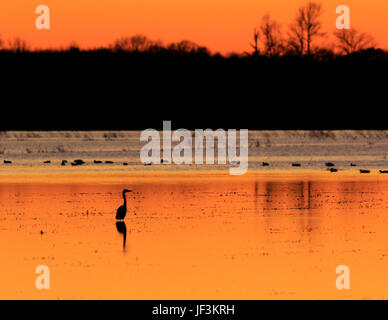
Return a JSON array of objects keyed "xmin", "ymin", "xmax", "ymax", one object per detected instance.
[
  {"xmin": 0, "ymin": 45, "xmax": 386, "ymax": 57},
  {"xmin": 1, "ymin": 35, "xmax": 387, "ymax": 57}
]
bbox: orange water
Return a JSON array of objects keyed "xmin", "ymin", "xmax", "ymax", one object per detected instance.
[{"xmin": 1, "ymin": 172, "xmax": 388, "ymax": 299}]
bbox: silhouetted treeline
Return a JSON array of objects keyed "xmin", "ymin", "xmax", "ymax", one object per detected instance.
[
  {"xmin": 1, "ymin": 1, "xmax": 387, "ymax": 129},
  {"xmin": 0, "ymin": 43, "xmax": 387, "ymax": 130}
]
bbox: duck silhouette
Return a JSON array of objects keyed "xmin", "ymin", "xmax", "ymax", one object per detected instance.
[{"xmin": 116, "ymin": 189, "xmax": 132, "ymax": 220}]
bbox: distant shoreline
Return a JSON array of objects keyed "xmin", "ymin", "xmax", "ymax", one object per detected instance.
[
  {"xmin": 0, "ymin": 169, "xmax": 387, "ymax": 183},
  {"xmin": 1, "ymin": 130, "xmax": 388, "ymax": 177}
]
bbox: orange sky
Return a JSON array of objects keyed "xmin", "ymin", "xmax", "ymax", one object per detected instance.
[{"xmin": 1, "ymin": 0, "xmax": 387, "ymax": 53}]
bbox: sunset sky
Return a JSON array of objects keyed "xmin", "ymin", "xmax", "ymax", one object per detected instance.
[{"xmin": 1, "ymin": 0, "xmax": 387, "ymax": 53}]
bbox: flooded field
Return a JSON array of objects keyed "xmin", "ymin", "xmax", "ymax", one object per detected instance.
[
  {"xmin": 1, "ymin": 172, "xmax": 388, "ymax": 299},
  {"xmin": 1, "ymin": 130, "xmax": 388, "ymax": 171}
]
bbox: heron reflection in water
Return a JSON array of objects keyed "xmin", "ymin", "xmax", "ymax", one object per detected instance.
[{"xmin": 116, "ymin": 221, "xmax": 127, "ymax": 251}]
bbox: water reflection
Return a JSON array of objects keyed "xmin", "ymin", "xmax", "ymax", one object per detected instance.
[
  {"xmin": 115, "ymin": 221, "xmax": 127, "ymax": 251},
  {"xmin": 2, "ymin": 177, "xmax": 388, "ymax": 299}
]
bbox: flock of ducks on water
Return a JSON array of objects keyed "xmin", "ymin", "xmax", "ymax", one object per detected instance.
[
  {"xmin": 1, "ymin": 159, "xmax": 129, "ymax": 166},
  {"xmin": 0, "ymin": 158, "xmax": 171, "ymax": 167},
  {"xmin": 262, "ymin": 161, "xmax": 388, "ymax": 174},
  {"xmin": 1, "ymin": 159, "xmax": 388, "ymax": 174}
]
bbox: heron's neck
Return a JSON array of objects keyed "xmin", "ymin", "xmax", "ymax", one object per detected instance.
[{"xmin": 123, "ymin": 193, "xmax": 127, "ymax": 207}]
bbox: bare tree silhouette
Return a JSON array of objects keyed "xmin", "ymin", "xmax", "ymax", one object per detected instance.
[
  {"xmin": 112, "ymin": 34, "xmax": 154, "ymax": 52},
  {"xmin": 260, "ymin": 14, "xmax": 283, "ymax": 57},
  {"xmin": 167, "ymin": 40, "xmax": 209, "ymax": 54},
  {"xmin": 288, "ymin": 14, "xmax": 305, "ymax": 55},
  {"xmin": 334, "ymin": 29, "xmax": 376, "ymax": 54},
  {"xmin": 8, "ymin": 37, "xmax": 29, "ymax": 52},
  {"xmin": 288, "ymin": 2, "xmax": 325, "ymax": 56},
  {"xmin": 66, "ymin": 41, "xmax": 80, "ymax": 52},
  {"xmin": 250, "ymin": 28, "xmax": 259, "ymax": 56}
]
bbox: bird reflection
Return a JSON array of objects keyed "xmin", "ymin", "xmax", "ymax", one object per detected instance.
[{"xmin": 116, "ymin": 221, "xmax": 127, "ymax": 251}]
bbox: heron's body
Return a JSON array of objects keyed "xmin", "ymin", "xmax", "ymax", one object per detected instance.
[
  {"xmin": 116, "ymin": 204, "xmax": 126, "ymax": 220},
  {"xmin": 116, "ymin": 189, "xmax": 132, "ymax": 220}
]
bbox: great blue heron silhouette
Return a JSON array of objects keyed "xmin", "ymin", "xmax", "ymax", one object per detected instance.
[
  {"xmin": 116, "ymin": 221, "xmax": 127, "ymax": 250},
  {"xmin": 116, "ymin": 189, "xmax": 132, "ymax": 220}
]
